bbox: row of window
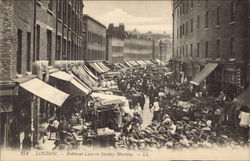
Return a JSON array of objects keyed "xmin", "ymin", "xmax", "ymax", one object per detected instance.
[
  {"xmin": 87, "ymin": 31, "xmax": 105, "ymax": 46},
  {"xmin": 112, "ymin": 46, "xmax": 123, "ymax": 53},
  {"xmin": 42, "ymin": 0, "xmax": 82, "ymax": 35},
  {"xmin": 124, "ymin": 43, "xmax": 152, "ymax": 50},
  {"xmin": 175, "ymin": 38, "xmax": 235, "ymax": 59},
  {"xmin": 87, "ymin": 49, "xmax": 105, "ymax": 61},
  {"xmin": 177, "ymin": 2, "xmax": 236, "ymax": 39},
  {"xmin": 16, "ymin": 26, "xmax": 82, "ymax": 74},
  {"xmin": 176, "ymin": 0, "xmax": 235, "ymax": 22},
  {"xmin": 55, "ymin": 35, "xmax": 82, "ymax": 61}
]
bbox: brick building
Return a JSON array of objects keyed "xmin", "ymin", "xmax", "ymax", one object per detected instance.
[
  {"xmin": 0, "ymin": 0, "xmax": 83, "ymax": 149},
  {"xmin": 172, "ymin": 0, "xmax": 250, "ymax": 98},
  {"xmin": 82, "ymin": 14, "xmax": 106, "ymax": 62},
  {"xmin": 106, "ymin": 23, "xmax": 126, "ymax": 63}
]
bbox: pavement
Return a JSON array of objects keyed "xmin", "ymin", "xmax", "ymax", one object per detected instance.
[{"xmin": 141, "ymin": 96, "xmax": 153, "ymax": 129}]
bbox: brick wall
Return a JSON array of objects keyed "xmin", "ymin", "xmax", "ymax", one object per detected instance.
[{"xmin": 0, "ymin": 0, "xmax": 17, "ymax": 81}]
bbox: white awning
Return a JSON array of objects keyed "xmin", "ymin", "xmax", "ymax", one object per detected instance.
[
  {"xmin": 70, "ymin": 79, "xmax": 91, "ymax": 94},
  {"xmin": 50, "ymin": 71, "xmax": 74, "ymax": 81},
  {"xmin": 19, "ymin": 78, "xmax": 69, "ymax": 106}
]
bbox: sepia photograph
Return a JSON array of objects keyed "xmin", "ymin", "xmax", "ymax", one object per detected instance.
[{"xmin": 0, "ymin": 0, "xmax": 249, "ymax": 160}]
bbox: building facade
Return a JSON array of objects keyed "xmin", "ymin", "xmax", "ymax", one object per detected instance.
[
  {"xmin": 106, "ymin": 23, "xmax": 126, "ymax": 63},
  {"xmin": 82, "ymin": 15, "xmax": 106, "ymax": 62},
  {"xmin": 172, "ymin": 0, "xmax": 250, "ymax": 98},
  {"xmin": 0, "ymin": 0, "xmax": 84, "ymax": 149}
]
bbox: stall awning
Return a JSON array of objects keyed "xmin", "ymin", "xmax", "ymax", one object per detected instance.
[
  {"xmin": 83, "ymin": 65, "xmax": 98, "ymax": 80},
  {"xmin": 50, "ymin": 71, "xmax": 74, "ymax": 81},
  {"xmin": 50, "ymin": 71, "xmax": 92, "ymax": 95},
  {"xmin": 235, "ymin": 87, "xmax": 250, "ymax": 107},
  {"xmin": 91, "ymin": 92, "xmax": 126, "ymax": 106},
  {"xmin": 190, "ymin": 63, "xmax": 218, "ymax": 86},
  {"xmin": 125, "ymin": 61, "xmax": 133, "ymax": 67},
  {"xmin": 19, "ymin": 78, "xmax": 69, "ymax": 106},
  {"xmin": 97, "ymin": 62, "xmax": 110, "ymax": 72},
  {"xmin": 70, "ymin": 78, "xmax": 91, "ymax": 95},
  {"xmin": 89, "ymin": 63, "xmax": 106, "ymax": 74}
]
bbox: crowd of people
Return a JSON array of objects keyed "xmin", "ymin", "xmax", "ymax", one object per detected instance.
[
  {"xmin": 32, "ymin": 64, "xmax": 249, "ymax": 151},
  {"xmin": 112, "ymin": 66, "xmax": 249, "ymax": 150}
]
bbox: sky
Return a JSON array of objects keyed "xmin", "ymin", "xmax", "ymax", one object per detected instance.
[{"xmin": 83, "ymin": 0, "xmax": 173, "ymax": 34}]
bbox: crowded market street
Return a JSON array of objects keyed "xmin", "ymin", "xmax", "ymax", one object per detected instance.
[{"xmin": 23, "ymin": 61, "xmax": 249, "ymax": 152}]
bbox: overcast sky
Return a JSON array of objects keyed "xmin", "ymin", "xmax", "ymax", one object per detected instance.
[{"xmin": 83, "ymin": 1, "xmax": 172, "ymax": 34}]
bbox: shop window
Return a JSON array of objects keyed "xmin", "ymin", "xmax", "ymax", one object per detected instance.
[
  {"xmin": 26, "ymin": 32, "xmax": 31, "ymax": 72},
  {"xmin": 17, "ymin": 29, "xmax": 22, "ymax": 74},
  {"xmin": 47, "ymin": 30, "xmax": 52, "ymax": 65}
]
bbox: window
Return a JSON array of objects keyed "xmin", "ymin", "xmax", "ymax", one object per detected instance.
[
  {"xmin": 17, "ymin": 29, "xmax": 22, "ymax": 74},
  {"xmin": 205, "ymin": 11, "xmax": 209, "ymax": 29},
  {"xmin": 47, "ymin": 30, "xmax": 52, "ymax": 65},
  {"xmin": 217, "ymin": 40, "xmax": 220, "ymax": 58},
  {"xmin": 183, "ymin": 2, "xmax": 185, "ymax": 15},
  {"xmin": 68, "ymin": 4, "xmax": 71, "ymax": 27},
  {"xmin": 205, "ymin": 41, "xmax": 208, "ymax": 58},
  {"xmin": 67, "ymin": 41, "xmax": 71, "ymax": 60},
  {"xmin": 57, "ymin": 0, "xmax": 62, "ymax": 19},
  {"xmin": 63, "ymin": 0, "xmax": 67, "ymax": 24},
  {"xmin": 217, "ymin": 7, "xmax": 220, "ymax": 25},
  {"xmin": 186, "ymin": 44, "xmax": 188, "ymax": 57},
  {"xmin": 191, "ymin": 0, "xmax": 193, "ymax": 9},
  {"xmin": 180, "ymin": 5, "xmax": 182, "ymax": 16},
  {"xmin": 197, "ymin": 15, "xmax": 200, "ymax": 29},
  {"xmin": 191, "ymin": 18, "xmax": 193, "ymax": 33},
  {"xmin": 186, "ymin": 21, "xmax": 188, "ymax": 34},
  {"xmin": 56, "ymin": 35, "xmax": 61, "ymax": 60},
  {"xmin": 186, "ymin": 1, "xmax": 188, "ymax": 13},
  {"xmin": 62, "ymin": 39, "xmax": 66, "ymax": 60},
  {"xmin": 197, "ymin": 42, "xmax": 200, "ymax": 58},
  {"xmin": 190, "ymin": 43, "xmax": 193, "ymax": 58},
  {"xmin": 36, "ymin": 25, "xmax": 40, "ymax": 60},
  {"xmin": 26, "ymin": 32, "xmax": 31, "ymax": 72},
  {"xmin": 231, "ymin": 37, "xmax": 235, "ymax": 58},
  {"xmin": 48, "ymin": 0, "xmax": 53, "ymax": 11},
  {"xmin": 231, "ymin": 1, "xmax": 236, "ymax": 22},
  {"xmin": 177, "ymin": 28, "xmax": 179, "ymax": 38}
]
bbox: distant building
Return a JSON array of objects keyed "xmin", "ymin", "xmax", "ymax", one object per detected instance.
[
  {"xmin": 106, "ymin": 23, "xmax": 126, "ymax": 63},
  {"xmin": 106, "ymin": 24, "xmax": 154, "ymax": 63},
  {"xmin": 124, "ymin": 31, "xmax": 153, "ymax": 61},
  {"xmin": 172, "ymin": 0, "xmax": 250, "ymax": 98},
  {"xmin": 82, "ymin": 15, "xmax": 106, "ymax": 62}
]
